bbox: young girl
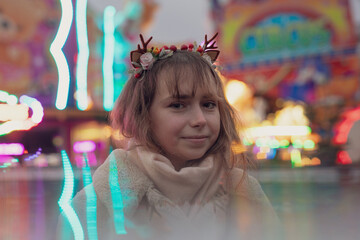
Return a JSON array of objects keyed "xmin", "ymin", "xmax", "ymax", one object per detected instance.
[{"xmin": 57, "ymin": 33, "xmax": 279, "ymax": 239}]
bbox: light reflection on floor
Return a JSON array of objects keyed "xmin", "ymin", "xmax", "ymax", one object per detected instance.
[{"xmin": 1, "ymin": 168, "xmax": 360, "ymax": 240}]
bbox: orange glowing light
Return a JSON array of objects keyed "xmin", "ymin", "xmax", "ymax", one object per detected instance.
[{"xmin": 256, "ymin": 152, "xmax": 267, "ymax": 160}]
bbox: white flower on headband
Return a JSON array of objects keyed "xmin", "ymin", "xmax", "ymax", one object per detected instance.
[{"xmin": 140, "ymin": 52, "xmax": 155, "ymax": 70}]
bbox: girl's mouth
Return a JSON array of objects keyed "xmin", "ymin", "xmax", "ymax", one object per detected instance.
[{"xmin": 182, "ymin": 136, "xmax": 208, "ymax": 143}]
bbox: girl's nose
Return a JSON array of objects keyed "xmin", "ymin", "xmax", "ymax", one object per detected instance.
[{"xmin": 189, "ymin": 106, "xmax": 206, "ymax": 127}]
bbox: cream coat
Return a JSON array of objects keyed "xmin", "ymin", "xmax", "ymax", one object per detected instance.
[{"xmin": 56, "ymin": 148, "xmax": 282, "ymax": 240}]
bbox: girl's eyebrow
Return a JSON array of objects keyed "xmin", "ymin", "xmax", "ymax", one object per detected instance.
[
  {"xmin": 168, "ymin": 93, "xmax": 216, "ymax": 99},
  {"xmin": 159, "ymin": 95, "xmax": 191, "ymax": 104},
  {"xmin": 171, "ymin": 94, "xmax": 192, "ymax": 99}
]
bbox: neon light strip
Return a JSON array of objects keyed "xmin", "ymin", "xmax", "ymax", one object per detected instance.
[
  {"xmin": 75, "ymin": 0, "xmax": 89, "ymax": 111},
  {"xmin": 0, "ymin": 121, "xmax": 32, "ymax": 136},
  {"xmin": 0, "ymin": 90, "xmax": 18, "ymax": 105},
  {"xmin": 19, "ymin": 95, "xmax": 44, "ymax": 124},
  {"xmin": 246, "ymin": 126, "xmax": 311, "ymax": 137},
  {"xmin": 0, "ymin": 104, "xmax": 29, "ymax": 121},
  {"xmin": 50, "ymin": 0, "xmax": 74, "ymax": 110},
  {"xmin": 109, "ymin": 155, "xmax": 127, "ymax": 234},
  {"xmin": 82, "ymin": 154, "xmax": 98, "ymax": 239},
  {"xmin": 58, "ymin": 150, "xmax": 84, "ymax": 239},
  {"xmin": 102, "ymin": 6, "xmax": 116, "ymax": 111}
]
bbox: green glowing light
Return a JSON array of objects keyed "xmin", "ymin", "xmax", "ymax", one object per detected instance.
[
  {"xmin": 243, "ymin": 138, "xmax": 252, "ymax": 146},
  {"xmin": 280, "ymin": 139, "xmax": 290, "ymax": 148},
  {"xmin": 255, "ymin": 138, "xmax": 267, "ymax": 147},
  {"xmin": 291, "ymin": 149, "xmax": 302, "ymax": 168},
  {"xmin": 292, "ymin": 139, "xmax": 303, "ymax": 149},
  {"xmin": 304, "ymin": 140, "xmax": 315, "ymax": 149},
  {"xmin": 269, "ymin": 139, "xmax": 280, "ymax": 149}
]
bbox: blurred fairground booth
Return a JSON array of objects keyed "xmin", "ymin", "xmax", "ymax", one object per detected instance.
[
  {"xmin": 211, "ymin": 0, "xmax": 360, "ymax": 167},
  {"xmin": 0, "ymin": 0, "xmax": 359, "ymax": 169}
]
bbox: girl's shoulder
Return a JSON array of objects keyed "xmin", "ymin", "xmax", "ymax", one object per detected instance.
[
  {"xmin": 228, "ymin": 168, "xmax": 271, "ymax": 205},
  {"xmin": 227, "ymin": 168, "xmax": 282, "ymax": 238}
]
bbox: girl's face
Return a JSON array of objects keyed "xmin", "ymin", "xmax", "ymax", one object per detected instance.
[{"xmin": 149, "ymin": 70, "xmax": 220, "ymax": 171}]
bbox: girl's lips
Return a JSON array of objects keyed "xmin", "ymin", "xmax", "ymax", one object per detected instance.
[
  {"xmin": 182, "ymin": 136, "xmax": 208, "ymax": 139},
  {"xmin": 182, "ymin": 136, "xmax": 208, "ymax": 143}
]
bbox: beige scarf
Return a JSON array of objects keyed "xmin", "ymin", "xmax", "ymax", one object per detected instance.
[{"xmin": 127, "ymin": 143, "xmax": 224, "ymax": 206}]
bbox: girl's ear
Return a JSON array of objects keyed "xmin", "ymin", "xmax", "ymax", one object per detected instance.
[
  {"xmin": 130, "ymin": 51, "xmax": 142, "ymax": 67},
  {"xmin": 206, "ymin": 50, "xmax": 220, "ymax": 62}
]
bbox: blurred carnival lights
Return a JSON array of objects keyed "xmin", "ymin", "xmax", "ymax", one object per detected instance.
[
  {"xmin": 0, "ymin": 157, "xmax": 19, "ymax": 168},
  {"xmin": 50, "ymin": 0, "xmax": 73, "ymax": 110},
  {"xmin": 223, "ymin": 79, "xmax": 319, "ymax": 167},
  {"xmin": 246, "ymin": 125, "xmax": 311, "ymax": 137},
  {"xmin": 73, "ymin": 140, "xmax": 98, "ymax": 167},
  {"xmin": 225, "ymin": 80, "xmax": 250, "ymax": 105},
  {"xmin": 0, "ymin": 91, "xmax": 44, "ymax": 136}
]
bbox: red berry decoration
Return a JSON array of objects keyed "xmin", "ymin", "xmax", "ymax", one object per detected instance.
[
  {"xmin": 170, "ymin": 45, "xmax": 177, "ymax": 52},
  {"xmin": 180, "ymin": 44, "xmax": 188, "ymax": 50},
  {"xmin": 197, "ymin": 46, "xmax": 204, "ymax": 53},
  {"xmin": 134, "ymin": 73, "xmax": 141, "ymax": 78},
  {"xmin": 163, "ymin": 45, "xmax": 169, "ymax": 50},
  {"xmin": 188, "ymin": 43, "xmax": 194, "ymax": 49}
]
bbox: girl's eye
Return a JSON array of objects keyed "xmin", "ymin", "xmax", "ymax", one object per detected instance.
[
  {"xmin": 203, "ymin": 101, "xmax": 217, "ymax": 109},
  {"xmin": 169, "ymin": 102, "xmax": 184, "ymax": 109}
]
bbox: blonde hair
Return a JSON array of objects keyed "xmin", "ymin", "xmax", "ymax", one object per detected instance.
[{"xmin": 111, "ymin": 51, "xmax": 247, "ymax": 174}]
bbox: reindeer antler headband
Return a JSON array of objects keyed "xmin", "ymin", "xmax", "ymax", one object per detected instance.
[{"xmin": 129, "ymin": 33, "xmax": 220, "ymax": 79}]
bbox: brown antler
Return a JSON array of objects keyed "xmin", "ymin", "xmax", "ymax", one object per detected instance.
[
  {"xmin": 137, "ymin": 34, "xmax": 153, "ymax": 53},
  {"xmin": 202, "ymin": 33, "xmax": 220, "ymax": 62},
  {"xmin": 203, "ymin": 32, "xmax": 218, "ymax": 51},
  {"xmin": 130, "ymin": 34, "xmax": 153, "ymax": 68}
]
